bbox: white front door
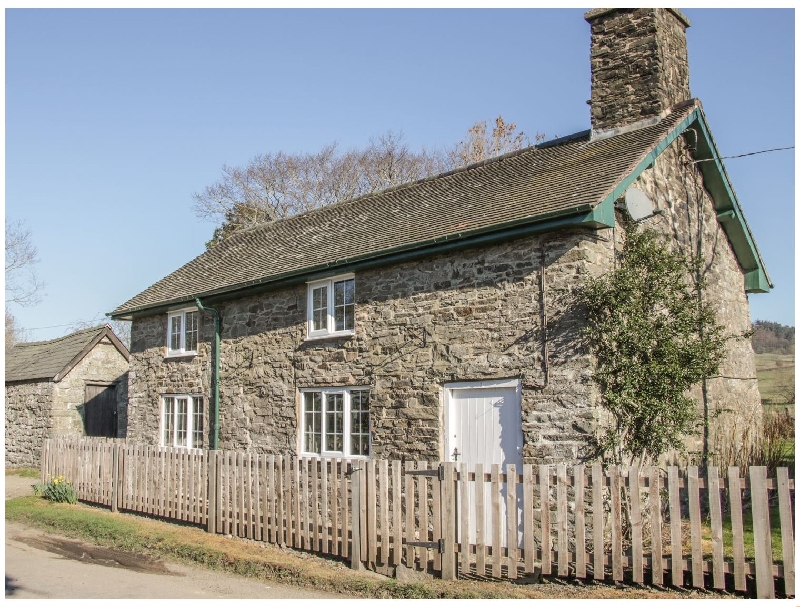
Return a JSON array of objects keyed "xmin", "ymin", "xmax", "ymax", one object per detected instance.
[{"xmin": 445, "ymin": 379, "xmax": 523, "ymax": 547}]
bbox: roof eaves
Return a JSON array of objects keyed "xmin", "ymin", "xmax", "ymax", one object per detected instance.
[
  {"xmin": 690, "ymin": 107, "xmax": 772, "ymax": 292},
  {"xmin": 110, "ymin": 201, "xmax": 602, "ymax": 319},
  {"xmin": 591, "ymin": 102, "xmax": 771, "ymax": 294}
]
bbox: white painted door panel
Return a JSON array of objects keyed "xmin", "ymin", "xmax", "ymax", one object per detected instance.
[{"xmin": 446, "ymin": 382, "xmax": 523, "ymax": 548}]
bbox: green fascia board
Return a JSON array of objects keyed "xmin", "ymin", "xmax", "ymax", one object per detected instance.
[
  {"xmin": 594, "ymin": 107, "xmax": 771, "ymax": 294},
  {"xmin": 110, "ymin": 206, "xmax": 608, "ymax": 320},
  {"xmin": 745, "ymin": 268, "xmax": 771, "ymax": 293},
  {"xmin": 689, "ymin": 110, "xmax": 772, "ymax": 292},
  {"xmin": 598, "ymin": 110, "xmax": 698, "ymax": 209}
]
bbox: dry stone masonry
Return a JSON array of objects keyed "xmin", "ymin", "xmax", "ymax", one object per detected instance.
[
  {"xmin": 123, "ymin": 8, "xmax": 764, "ymax": 467},
  {"xmin": 5, "ymin": 331, "xmax": 129, "ymax": 469},
  {"xmin": 587, "ymin": 8, "xmax": 691, "ymax": 133}
]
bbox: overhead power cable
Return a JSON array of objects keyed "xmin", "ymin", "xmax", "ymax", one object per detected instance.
[{"xmin": 689, "ymin": 146, "xmax": 794, "ymax": 164}]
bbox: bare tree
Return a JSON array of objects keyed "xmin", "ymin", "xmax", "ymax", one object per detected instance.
[
  {"xmin": 6, "ymin": 219, "xmax": 44, "ymax": 307},
  {"xmin": 195, "ymin": 132, "xmax": 448, "ymax": 248},
  {"xmin": 196, "ymin": 117, "xmax": 537, "ymax": 247},
  {"xmin": 6, "ymin": 219, "xmax": 44, "ymax": 348},
  {"xmin": 5, "ymin": 310, "xmax": 26, "ymax": 352},
  {"xmin": 449, "ymin": 115, "xmax": 539, "ymax": 167}
]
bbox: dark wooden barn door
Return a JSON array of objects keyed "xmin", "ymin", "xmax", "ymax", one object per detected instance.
[{"xmin": 84, "ymin": 384, "xmax": 117, "ymax": 437}]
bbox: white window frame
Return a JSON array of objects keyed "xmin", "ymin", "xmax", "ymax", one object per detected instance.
[
  {"xmin": 306, "ymin": 274, "xmax": 355, "ymax": 340},
  {"xmin": 160, "ymin": 394, "xmax": 204, "ymax": 450},
  {"xmin": 299, "ymin": 387, "xmax": 371, "ymax": 458},
  {"xmin": 166, "ymin": 307, "xmax": 199, "ymax": 357}
]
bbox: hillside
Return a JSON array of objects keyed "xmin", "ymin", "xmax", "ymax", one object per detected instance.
[
  {"xmin": 751, "ymin": 321, "xmax": 794, "ymax": 408},
  {"xmin": 755, "ymin": 353, "xmax": 794, "ymax": 407},
  {"xmin": 752, "ymin": 320, "xmax": 794, "ymax": 355}
]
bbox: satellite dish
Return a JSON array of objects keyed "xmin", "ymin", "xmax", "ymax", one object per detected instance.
[{"xmin": 623, "ymin": 187, "xmax": 655, "ymax": 221}]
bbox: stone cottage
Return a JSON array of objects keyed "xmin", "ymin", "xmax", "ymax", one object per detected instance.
[
  {"xmin": 111, "ymin": 9, "xmax": 769, "ymax": 469},
  {"xmin": 5, "ymin": 325, "xmax": 130, "ymax": 468}
]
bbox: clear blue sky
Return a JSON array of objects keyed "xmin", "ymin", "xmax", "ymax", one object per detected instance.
[{"xmin": 5, "ymin": 8, "xmax": 795, "ymax": 341}]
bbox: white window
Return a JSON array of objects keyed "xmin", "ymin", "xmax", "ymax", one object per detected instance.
[
  {"xmin": 161, "ymin": 395, "xmax": 204, "ymax": 449},
  {"xmin": 301, "ymin": 387, "xmax": 370, "ymax": 457},
  {"xmin": 167, "ymin": 308, "xmax": 198, "ymax": 356},
  {"xmin": 306, "ymin": 275, "xmax": 355, "ymax": 339}
]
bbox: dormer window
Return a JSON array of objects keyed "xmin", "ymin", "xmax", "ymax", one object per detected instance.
[
  {"xmin": 167, "ymin": 308, "xmax": 198, "ymax": 356},
  {"xmin": 307, "ymin": 274, "xmax": 355, "ymax": 339}
]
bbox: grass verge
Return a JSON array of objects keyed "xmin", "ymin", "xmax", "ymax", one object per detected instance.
[
  {"xmin": 6, "ymin": 496, "xmax": 701, "ymax": 599},
  {"xmin": 4, "ymin": 496, "xmax": 529, "ymax": 599},
  {"xmin": 721, "ymin": 504, "xmax": 786, "ymax": 563},
  {"xmin": 6, "ymin": 468, "xmax": 41, "ymax": 478}
]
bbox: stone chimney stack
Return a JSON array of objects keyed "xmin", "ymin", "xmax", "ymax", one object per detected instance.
[{"xmin": 585, "ymin": 8, "xmax": 692, "ymax": 134}]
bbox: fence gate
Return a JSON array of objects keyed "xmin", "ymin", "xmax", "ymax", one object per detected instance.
[
  {"xmin": 349, "ymin": 461, "xmax": 457, "ymax": 580},
  {"xmin": 406, "ymin": 466, "xmax": 445, "ymax": 573}
]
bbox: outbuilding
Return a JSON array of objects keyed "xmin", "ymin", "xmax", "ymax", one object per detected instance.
[{"xmin": 5, "ymin": 325, "xmax": 129, "ymax": 468}]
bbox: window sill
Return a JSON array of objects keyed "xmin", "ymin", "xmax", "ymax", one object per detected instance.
[
  {"xmin": 300, "ymin": 452, "xmax": 370, "ymax": 460},
  {"xmin": 164, "ymin": 351, "xmax": 198, "ymax": 360},
  {"xmin": 159, "ymin": 445, "xmax": 203, "ymax": 452},
  {"xmin": 304, "ymin": 331, "xmax": 355, "ymax": 342}
]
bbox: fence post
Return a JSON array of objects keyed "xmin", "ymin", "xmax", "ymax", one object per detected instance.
[
  {"xmin": 40, "ymin": 439, "xmax": 48, "ymax": 484},
  {"xmin": 776, "ymin": 467, "xmax": 795, "ymax": 597},
  {"xmin": 111, "ymin": 443, "xmax": 119, "ymax": 513},
  {"xmin": 441, "ymin": 462, "xmax": 456, "ymax": 580},
  {"xmin": 350, "ymin": 464, "xmax": 363, "ymax": 571},
  {"xmin": 750, "ymin": 466, "xmax": 775, "ymax": 599},
  {"xmin": 207, "ymin": 450, "xmax": 218, "ymax": 534}
]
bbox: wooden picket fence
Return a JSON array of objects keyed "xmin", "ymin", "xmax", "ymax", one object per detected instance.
[{"xmin": 40, "ymin": 438, "xmax": 794, "ymax": 597}]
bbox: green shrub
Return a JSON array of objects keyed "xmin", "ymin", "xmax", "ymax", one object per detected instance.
[{"xmin": 32, "ymin": 475, "xmax": 77, "ymax": 504}]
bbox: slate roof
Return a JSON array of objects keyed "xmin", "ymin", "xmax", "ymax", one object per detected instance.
[
  {"xmin": 5, "ymin": 325, "xmax": 129, "ymax": 383},
  {"xmin": 112, "ymin": 105, "xmax": 697, "ymax": 318}
]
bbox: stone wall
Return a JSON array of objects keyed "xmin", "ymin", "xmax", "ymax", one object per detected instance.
[
  {"xmin": 128, "ymin": 229, "xmax": 609, "ymax": 463},
  {"xmin": 126, "ymin": 123, "xmax": 761, "ymax": 467},
  {"xmin": 587, "ymin": 8, "xmax": 691, "ymax": 133},
  {"xmin": 5, "ymin": 381, "xmax": 53, "ymax": 468},
  {"xmin": 128, "ymin": 314, "xmax": 212, "ymax": 446},
  {"xmin": 52, "ymin": 337, "xmax": 130, "ymax": 438},
  {"xmin": 5, "ymin": 337, "xmax": 130, "ymax": 469}
]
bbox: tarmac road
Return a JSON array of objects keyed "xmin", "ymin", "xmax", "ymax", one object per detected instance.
[{"xmin": 4, "ymin": 475, "xmax": 341, "ymax": 600}]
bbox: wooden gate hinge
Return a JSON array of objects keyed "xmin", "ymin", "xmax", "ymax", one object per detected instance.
[{"xmin": 406, "ymin": 540, "xmax": 443, "ymax": 552}]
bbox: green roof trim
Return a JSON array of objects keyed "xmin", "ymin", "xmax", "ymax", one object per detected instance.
[
  {"xmin": 594, "ymin": 106, "xmax": 771, "ymax": 294},
  {"xmin": 115, "ymin": 206, "xmax": 605, "ymax": 319},
  {"xmin": 110, "ymin": 104, "xmax": 770, "ymax": 319},
  {"xmin": 690, "ymin": 108, "xmax": 772, "ymax": 293},
  {"xmin": 745, "ymin": 269, "xmax": 772, "ymax": 293}
]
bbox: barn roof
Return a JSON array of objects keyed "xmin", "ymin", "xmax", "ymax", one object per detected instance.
[
  {"xmin": 110, "ymin": 100, "xmax": 770, "ymax": 319},
  {"xmin": 5, "ymin": 325, "xmax": 129, "ymax": 384}
]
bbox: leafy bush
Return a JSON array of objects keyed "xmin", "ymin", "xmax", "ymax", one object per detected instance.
[
  {"xmin": 577, "ymin": 224, "xmax": 727, "ymax": 467},
  {"xmin": 32, "ymin": 475, "xmax": 77, "ymax": 504}
]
